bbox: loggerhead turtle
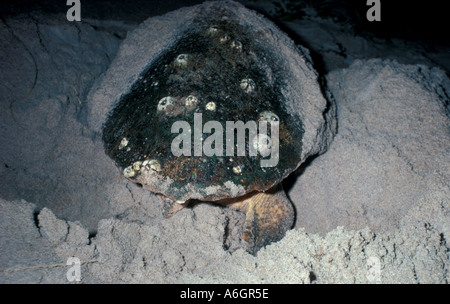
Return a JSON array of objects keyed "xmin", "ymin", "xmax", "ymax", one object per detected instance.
[{"xmin": 98, "ymin": 1, "xmax": 333, "ymax": 255}]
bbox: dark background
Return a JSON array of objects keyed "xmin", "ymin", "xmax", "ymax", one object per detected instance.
[{"xmin": 1, "ymin": 0, "xmax": 448, "ymax": 46}]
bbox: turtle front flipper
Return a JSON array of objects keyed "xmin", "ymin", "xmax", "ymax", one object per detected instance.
[{"xmin": 229, "ymin": 184, "xmax": 295, "ymax": 255}]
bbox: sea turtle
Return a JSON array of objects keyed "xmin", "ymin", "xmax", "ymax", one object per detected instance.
[{"xmin": 96, "ymin": 1, "xmax": 334, "ymax": 255}]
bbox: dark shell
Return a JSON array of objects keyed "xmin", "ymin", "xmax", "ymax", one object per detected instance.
[{"xmin": 102, "ymin": 10, "xmax": 304, "ymax": 202}]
